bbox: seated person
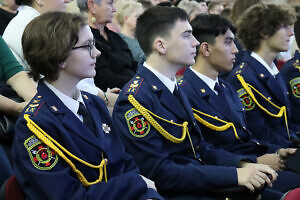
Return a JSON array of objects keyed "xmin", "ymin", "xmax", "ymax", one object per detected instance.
[
  {"xmin": 12, "ymin": 11, "xmax": 162, "ymax": 200},
  {"xmin": 227, "ymin": 3, "xmax": 298, "ymax": 147},
  {"xmin": 77, "ymin": 0, "xmax": 137, "ymax": 91},
  {"xmin": 113, "ymin": 6, "xmax": 279, "ymax": 200},
  {"xmin": 180, "ymin": 14, "xmax": 300, "ymax": 193},
  {"xmin": 116, "ymin": 1, "xmax": 146, "ymax": 63},
  {"xmin": 0, "ymin": 36, "xmax": 36, "ymax": 116},
  {"xmin": 280, "ymin": 15, "xmax": 300, "ymax": 133}
]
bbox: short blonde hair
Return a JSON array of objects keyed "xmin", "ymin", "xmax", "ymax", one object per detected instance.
[
  {"xmin": 116, "ymin": 1, "xmax": 143, "ymax": 25},
  {"xmin": 177, "ymin": 0, "xmax": 201, "ymax": 19}
]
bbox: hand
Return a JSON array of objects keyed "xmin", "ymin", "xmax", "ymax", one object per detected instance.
[
  {"xmin": 105, "ymin": 88, "xmax": 120, "ymax": 107},
  {"xmin": 278, "ymin": 148, "xmax": 297, "ymax": 160},
  {"xmin": 140, "ymin": 175, "xmax": 157, "ymax": 191},
  {"xmin": 15, "ymin": 101, "xmax": 29, "ymax": 116},
  {"xmin": 237, "ymin": 163, "xmax": 277, "ymax": 192},
  {"xmin": 257, "ymin": 154, "xmax": 285, "ymax": 171}
]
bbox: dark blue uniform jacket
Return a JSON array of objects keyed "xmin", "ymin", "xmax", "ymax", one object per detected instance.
[
  {"xmin": 113, "ymin": 64, "xmax": 253, "ymax": 198},
  {"xmin": 12, "ymin": 81, "xmax": 162, "ymax": 200},
  {"xmin": 180, "ymin": 67, "xmax": 281, "ymax": 156},
  {"xmin": 280, "ymin": 50, "xmax": 300, "ymax": 133},
  {"xmin": 227, "ymin": 53, "xmax": 296, "ymax": 147}
]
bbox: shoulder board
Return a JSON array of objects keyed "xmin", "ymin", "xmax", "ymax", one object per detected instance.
[
  {"xmin": 234, "ymin": 62, "xmax": 248, "ymax": 75},
  {"xmin": 24, "ymin": 95, "xmax": 44, "ymax": 116},
  {"xmin": 293, "ymin": 59, "xmax": 300, "ymax": 72},
  {"xmin": 124, "ymin": 76, "xmax": 144, "ymax": 96}
]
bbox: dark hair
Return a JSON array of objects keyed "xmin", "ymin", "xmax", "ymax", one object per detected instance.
[
  {"xmin": 229, "ymin": 0, "xmax": 261, "ymax": 24},
  {"xmin": 237, "ymin": 3, "xmax": 296, "ymax": 51},
  {"xmin": 191, "ymin": 14, "xmax": 236, "ymax": 45},
  {"xmin": 295, "ymin": 15, "xmax": 300, "ymax": 47},
  {"xmin": 22, "ymin": 11, "xmax": 87, "ymax": 81},
  {"xmin": 15, "ymin": 0, "xmax": 33, "ymax": 6},
  {"xmin": 136, "ymin": 6, "xmax": 188, "ymax": 56}
]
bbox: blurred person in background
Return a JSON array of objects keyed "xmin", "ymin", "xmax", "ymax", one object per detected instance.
[
  {"xmin": 0, "ymin": 0, "xmax": 18, "ymax": 35},
  {"xmin": 116, "ymin": 0, "xmax": 145, "ymax": 63}
]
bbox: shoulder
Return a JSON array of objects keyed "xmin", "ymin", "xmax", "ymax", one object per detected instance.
[{"xmin": 122, "ymin": 75, "xmax": 151, "ymax": 98}]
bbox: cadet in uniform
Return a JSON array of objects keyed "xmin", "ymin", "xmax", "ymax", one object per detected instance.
[
  {"xmin": 11, "ymin": 12, "xmax": 162, "ymax": 200},
  {"xmin": 113, "ymin": 6, "xmax": 278, "ymax": 200},
  {"xmin": 280, "ymin": 15, "xmax": 300, "ymax": 133},
  {"xmin": 226, "ymin": 3, "xmax": 298, "ymax": 147},
  {"xmin": 180, "ymin": 14, "xmax": 300, "ymax": 194}
]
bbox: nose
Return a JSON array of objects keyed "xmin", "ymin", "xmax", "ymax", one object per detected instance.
[
  {"xmin": 112, "ymin": 4, "xmax": 116, "ymax": 13},
  {"xmin": 232, "ymin": 42, "xmax": 239, "ymax": 54},
  {"xmin": 288, "ymin": 25, "xmax": 294, "ymax": 37},
  {"xmin": 192, "ymin": 35, "xmax": 200, "ymax": 47},
  {"xmin": 92, "ymin": 47, "xmax": 101, "ymax": 58}
]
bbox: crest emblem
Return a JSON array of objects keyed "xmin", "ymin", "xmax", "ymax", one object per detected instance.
[
  {"xmin": 289, "ymin": 77, "xmax": 300, "ymax": 98},
  {"xmin": 24, "ymin": 135, "xmax": 58, "ymax": 170},
  {"xmin": 125, "ymin": 108, "xmax": 150, "ymax": 138},
  {"xmin": 237, "ymin": 88, "xmax": 255, "ymax": 111}
]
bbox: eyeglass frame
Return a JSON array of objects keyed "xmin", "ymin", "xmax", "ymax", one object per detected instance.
[{"xmin": 72, "ymin": 39, "xmax": 96, "ymax": 56}]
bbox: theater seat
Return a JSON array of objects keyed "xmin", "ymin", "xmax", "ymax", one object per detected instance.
[
  {"xmin": 284, "ymin": 188, "xmax": 300, "ymax": 200},
  {"xmin": 0, "ymin": 175, "xmax": 25, "ymax": 200}
]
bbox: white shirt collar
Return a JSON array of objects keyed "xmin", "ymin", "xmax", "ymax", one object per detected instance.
[
  {"xmin": 44, "ymin": 81, "xmax": 84, "ymax": 121},
  {"xmin": 190, "ymin": 67, "xmax": 219, "ymax": 94},
  {"xmin": 251, "ymin": 52, "xmax": 279, "ymax": 77},
  {"xmin": 143, "ymin": 62, "xmax": 177, "ymax": 93}
]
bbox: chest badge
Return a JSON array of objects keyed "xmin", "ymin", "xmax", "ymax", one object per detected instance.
[{"xmin": 102, "ymin": 123, "xmax": 111, "ymax": 134}]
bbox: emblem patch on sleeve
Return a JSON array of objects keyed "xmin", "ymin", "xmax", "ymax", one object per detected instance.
[
  {"xmin": 125, "ymin": 108, "xmax": 150, "ymax": 138},
  {"xmin": 289, "ymin": 77, "xmax": 300, "ymax": 98},
  {"xmin": 237, "ymin": 88, "xmax": 255, "ymax": 111},
  {"xmin": 24, "ymin": 135, "xmax": 58, "ymax": 170}
]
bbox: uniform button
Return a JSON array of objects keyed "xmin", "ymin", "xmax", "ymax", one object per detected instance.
[
  {"xmin": 193, "ymin": 122, "xmax": 197, "ymax": 127},
  {"xmin": 287, "ymin": 91, "xmax": 289, "ymax": 95},
  {"xmin": 267, "ymin": 97, "xmax": 271, "ymax": 100},
  {"xmin": 256, "ymin": 142, "xmax": 261, "ymax": 146},
  {"xmin": 242, "ymin": 126, "xmax": 246, "ymax": 130},
  {"xmin": 195, "ymin": 145, "xmax": 200, "ymax": 150}
]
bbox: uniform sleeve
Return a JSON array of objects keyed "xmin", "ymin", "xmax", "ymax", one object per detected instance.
[
  {"xmin": 12, "ymin": 116, "xmax": 162, "ymax": 200},
  {"xmin": 113, "ymin": 97, "xmax": 239, "ymax": 194},
  {"xmin": 0, "ymin": 37, "xmax": 23, "ymax": 82}
]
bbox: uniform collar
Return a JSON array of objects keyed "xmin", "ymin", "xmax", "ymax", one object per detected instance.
[
  {"xmin": 190, "ymin": 67, "xmax": 219, "ymax": 95},
  {"xmin": 143, "ymin": 62, "xmax": 177, "ymax": 93},
  {"xmin": 251, "ymin": 52, "xmax": 279, "ymax": 77},
  {"xmin": 44, "ymin": 80, "xmax": 84, "ymax": 120}
]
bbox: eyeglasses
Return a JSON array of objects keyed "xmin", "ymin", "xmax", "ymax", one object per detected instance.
[{"xmin": 72, "ymin": 39, "xmax": 96, "ymax": 56}]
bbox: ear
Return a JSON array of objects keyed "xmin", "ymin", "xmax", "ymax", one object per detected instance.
[
  {"xmin": 199, "ymin": 42, "xmax": 211, "ymax": 57},
  {"xmin": 153, "ymin": 37, "xmax": 167, "ymax": 55},
  {"xmin": 87, "ymin": 0, "xmax": 96, "ymax": 14}
]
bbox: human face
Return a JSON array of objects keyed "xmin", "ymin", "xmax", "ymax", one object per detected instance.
[
  {"xmin": 165, "ymin": 20, "xmax": 200, "ymax": 68},
  {"xmin": 64, "ymin": 25, "xmax": 101, "ymax": 82},
  {"xmin": 207, "ymin": 29, "xmax": 238, "ymax": 72},
  {"xmin": 209, "ymin": 4, "xmax": 223, "ymax": 15},
  {"xmin": 125, "ymin": 10, "xmax": 142, "ymax": 31},
  {"xmin": 266, "ymin": 25, "xmax": 294, "ymax": 53},
  {"xmin": 43, "ymin": 0, "xmax": 71, "ymax": 12},
  {"xmin": 199, "ymin": 2, "xmax": 208, "ymax": 14},
  {"xmin": 94, "ymin": 0, "xmax": 116, "ymax": 25}
]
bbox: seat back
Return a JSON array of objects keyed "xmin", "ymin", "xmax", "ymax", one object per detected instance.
[{"xmin": 0, "ymin": 175, "xmax": 25, "ymax": 200}]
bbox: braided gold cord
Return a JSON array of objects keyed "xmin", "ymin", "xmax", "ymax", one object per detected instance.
[
  {"xmin": 192, "ymin": 108, "xmax": 240, "ymax": 140},
  {"xmin": 24, "ymin": 114, "xmax": 107, "ymax": 187},
  {"xmin": 236, "ymin": 74, "xmax": 290, "ymax": 140}
]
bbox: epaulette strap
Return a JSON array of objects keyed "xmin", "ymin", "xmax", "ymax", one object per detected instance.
[
  {"xmin": 128, "ymin": 95, "xmax": 197, "ymax": 158},
  {"xmin": 24, "ymin": 114, "xmax": 107, "ymax": 187},
  {"xmin": 236, "ymin": 74, "xmax": 290, "ymax": 140},
  {"xmin": 192, "ymin": 108, "xmax": 241, "ymax": 141}
]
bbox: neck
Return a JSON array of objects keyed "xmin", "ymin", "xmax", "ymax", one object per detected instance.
[
  {"xmin": 0, "ymin": 5, "xmax": 18, "ymax": 14},
  {"xmin": 121, "ymin": 25, "xmax": 135, "ymax": 39},
  {"xmin": 192, "ymin": 57, "xmax": 218, "ymax": 81},
  {"xmin": 48, "ymin": 74, "xmax": 80, "ymax": 99},
  {"xmin": 255, "ymin": 42, "xmax": 278, "ymax": 66},
  {"xmin": 146, "ymin": 54, "xmax": 180, "ymax": 80}
]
